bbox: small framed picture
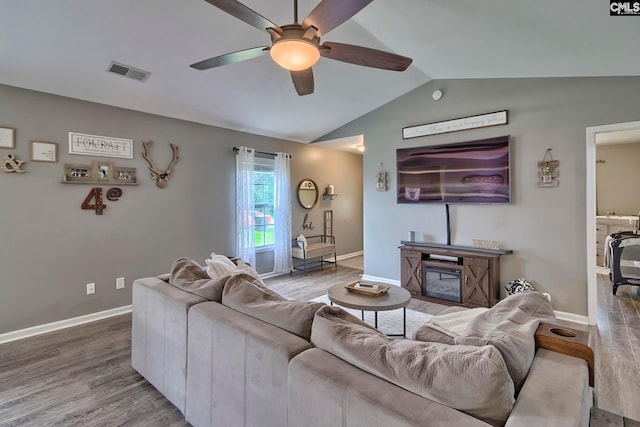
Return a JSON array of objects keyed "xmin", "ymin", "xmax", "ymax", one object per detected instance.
[
  {"xmin": 114, "ymin": 166, "xmax": 136, "ymax": 184},
  {"xmin": 96, "ymin": 162, "xmax": 111, "ymax": 181},
  {"xmin": 0, "ymin": 126, "xmax": 15, "ymax": 149},
  {"xmin": 64, "ymin": 164, "xmax": 93, "ymax": 183},
  {"xmin": 30, "ymin": 141, "xmax": 59, "ymax": 163}
]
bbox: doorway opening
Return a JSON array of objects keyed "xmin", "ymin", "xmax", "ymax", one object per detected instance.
[{"xmin": 586, "ymin": 120, "xmax": 640, "ymax": 325}]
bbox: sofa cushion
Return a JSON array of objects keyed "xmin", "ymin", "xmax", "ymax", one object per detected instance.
[
  {"xmin": 221, "ymin": 274, "xmax": 325, "ymax": 341},
  {"xmin": 310, "ymin": 305, "xmax": 515, "ymax": 426},
  {"xmin": 169, "ymin": 257, "xmax": 227, "ymax": 302},
  {"xmin": 454, "ymin": 292, "xmax": 556, "ymax": 395},
  {"xmin": 236, "ymin": 259, "xmax": 261, "ymax": 281}
]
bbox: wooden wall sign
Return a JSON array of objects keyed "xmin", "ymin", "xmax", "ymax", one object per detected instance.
[
  {"xmin": 538, "ymin": 149, "xmax": 559, "ymax": 187},
  {"xmin": 402, "ymin": 110, "xmax": 508, "ymax": 139},
  {"xmin": 68, "ymin": 132, "xmax": 133, "ymax": 159}
]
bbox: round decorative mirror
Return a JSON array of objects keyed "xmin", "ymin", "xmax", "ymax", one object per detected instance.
[{"xmin": 297, "ymin": 179, "xmax": 318, "ymax": 209}]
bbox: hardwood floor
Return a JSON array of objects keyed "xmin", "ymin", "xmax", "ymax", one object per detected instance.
[
  {"xmin": 0, "ymin": 314, "xmax": 188, "ymax": 427},
  {"xmin": 589, "ymin": 272, "xmax": 640, "ymax": 420},
  {"xmin": 0, "ymin": 257, "xmax": 638, "ymax": 425}
]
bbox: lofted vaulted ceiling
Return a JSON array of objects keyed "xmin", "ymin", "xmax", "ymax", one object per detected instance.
[{"xmin": 1, "ymin": 0, "xmax": 639, "ymax": 143}]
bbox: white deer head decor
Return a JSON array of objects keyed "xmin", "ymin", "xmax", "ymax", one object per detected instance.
[{"xmin": 141, "ymin": 141, "xmax": 180, "ymax": 188}]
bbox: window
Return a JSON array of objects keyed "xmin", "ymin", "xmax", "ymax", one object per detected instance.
[{"xmin": 252, "ymin": 159, "xmax": 275, "ymax": 249}]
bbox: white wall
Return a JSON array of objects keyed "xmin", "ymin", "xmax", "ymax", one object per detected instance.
[{"xmin": 320, "ymin": 76, "xmax": 640, "ymax": 316}]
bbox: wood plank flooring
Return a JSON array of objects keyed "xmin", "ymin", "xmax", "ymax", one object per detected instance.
[
  {"xmin": 590, "ymin": 272, "xmax": 640, "ymax": 420},
  {"xmin": 0, "ymin": 257, "xmax": 638, "ymax": 425}
]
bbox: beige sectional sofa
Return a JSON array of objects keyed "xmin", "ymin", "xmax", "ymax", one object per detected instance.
[{"xmin": 131, "ymin": 259, "xmax": 593, "ymax": 427}]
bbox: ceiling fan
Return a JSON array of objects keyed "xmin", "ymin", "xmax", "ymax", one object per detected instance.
[{"xmin": 190, "ymin": 0, "xmax": 413, "ymax": 96}]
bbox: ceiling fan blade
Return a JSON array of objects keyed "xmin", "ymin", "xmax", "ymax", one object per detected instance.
[
  {"xmin": 203, "ymin": 0, "xmax": 278, "ymax": 32},
  {"xmin": 320, "ymin": 42, "xmax": 412, "ymax": 71},
  {"xmin": 302, "ymin": 0, "xmax": 372, "ymax": 37},
  {"xmin": 190, "ymin": 46, "xmax": 269, "ymax": 70},
  {"xmin": 291, "ymin": 68, "xmax": 314, "ymax": 96}
]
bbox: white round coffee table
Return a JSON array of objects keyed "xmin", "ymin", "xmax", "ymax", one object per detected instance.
[{"xmin": 327, "ymin": 283, "xmax": 411, "ymax": 337}]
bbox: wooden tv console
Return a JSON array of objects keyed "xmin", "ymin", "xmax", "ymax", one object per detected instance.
[{"xmin": 399, "ymin": 242, "xmax": 512, "ymax": 308}]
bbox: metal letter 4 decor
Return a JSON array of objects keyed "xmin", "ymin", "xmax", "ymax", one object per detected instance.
[{"xmin": 81, "ymin": 187, "xmax": 123, "ymax": 215}]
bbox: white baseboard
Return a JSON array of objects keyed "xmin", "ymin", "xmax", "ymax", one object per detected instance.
[
  {"xmin": 0, "ymin": 305, "xmax": 132, "ymax": 345},
  {"xmin": 336, "ymin": 250, "xmax": 363, "ymax": 261},
  {"xmin": 323, "ymin": 250, "xmax": 364, "ymax": 263},
  {"xmin": 554, "ymin": 310, "xmax": 589, "ymax": 325},
  {"xmin": 362, "ymin": 274, "xmax": 589, "ymax": 324},
  {"xmin": 260, "ymin": 271, "xmax": 288, "ymax": 280},
  {"xmin": 261, "ymin": 251, "xmax": 365, "ymax": 279},
  {"xmin": 361, "ymin": 274, "xmax": 400, "ymax": 286}
]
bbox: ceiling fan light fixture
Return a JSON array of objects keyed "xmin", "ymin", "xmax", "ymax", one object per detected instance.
[{"xmin": 270, "ymin": 38, "xmax": 320, "ymax": 71}]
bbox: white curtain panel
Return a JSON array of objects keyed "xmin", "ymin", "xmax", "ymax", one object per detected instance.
[
  {"xmin": 273, "ymin": 152, "xmax": 292, "ymax": 273},
  {"xmin": 235, "ymin": 147, "xmax": 256, "ymax": 267}
]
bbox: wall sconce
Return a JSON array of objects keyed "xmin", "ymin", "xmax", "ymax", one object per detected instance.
[{"xmin": 323, "ymin": 184, "xmax": 338, "ymax": 200}]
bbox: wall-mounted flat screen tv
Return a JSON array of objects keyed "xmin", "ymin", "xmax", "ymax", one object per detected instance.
[{"xmin": 397, "ymin": 135, "xmax": 510, "ymax": 204}]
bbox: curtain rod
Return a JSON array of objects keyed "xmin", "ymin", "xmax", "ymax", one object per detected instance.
[{"xmin": 233, "ymin": 147, "xmax": 291, "ymax": 159}]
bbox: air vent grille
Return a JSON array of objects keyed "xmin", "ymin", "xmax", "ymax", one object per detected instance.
[{"xmin": 106, "ymin": 61, "xmax": 151, "ymax": 81}]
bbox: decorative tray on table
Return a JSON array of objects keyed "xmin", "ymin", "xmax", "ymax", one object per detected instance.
[{"xmin": 344, "ymin": 281, "xmax": 390, "ymax": 297}]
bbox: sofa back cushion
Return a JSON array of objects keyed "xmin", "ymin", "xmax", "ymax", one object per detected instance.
[
  {"xmin": 222, "ymin": 275, "xmax": 324, "ymax": 341},
  {"xmin": 455, "ymin": 292, "xmax": 556, "ymax": 395},
  {"xmin": 311, "ymin": 305, "xmax": 515, "ymax": 426},
  {"xmin": 169, "ymin": 257, "xmax": 227, "ymax": 302}
]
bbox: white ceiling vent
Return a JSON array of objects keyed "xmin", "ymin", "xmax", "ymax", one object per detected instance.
[{"xmin": 106, "ymin": 61, "xmax": 150, "ymax": 82}]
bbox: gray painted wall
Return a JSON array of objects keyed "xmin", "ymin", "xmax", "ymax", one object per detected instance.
[
  {"xmin": 321, "ymin": 77, "xmax": 640, "ymax": 316},
  {"xmin": 0, "ymin": 84, "xmax": 362, "ymax": 334},
  {"xmin": 596, "ymin": 143, "xmax": 640, "ymax": 216}
]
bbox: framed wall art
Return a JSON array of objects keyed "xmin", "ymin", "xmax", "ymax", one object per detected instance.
[
  {"xmin": 30, "ymin": 141, "xmax": 58, "ymax": 163},
  {"xmin": 0, "ymin": 126, "xmax": 15, "ymax": 149},
  {"xmin": 63, "ymin": 160, "xmax": 137, "ymax": 185}
]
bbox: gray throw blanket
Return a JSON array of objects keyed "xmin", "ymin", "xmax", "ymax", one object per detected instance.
[{"xmin": 454, "ymin": 291, "xmax": 556, "ymax": 395}]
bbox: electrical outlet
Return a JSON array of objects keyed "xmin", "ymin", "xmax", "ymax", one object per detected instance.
[
  {"xmin": 86, "ymin": 283, "xmax": 95, "ymax": 295},
  {"xmin": 116, "ymin": 277, "xmax": 125, "ymax": 290}
]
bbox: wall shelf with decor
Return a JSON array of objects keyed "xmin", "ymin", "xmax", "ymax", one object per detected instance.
[
  {"xmin": 399, "ymin": 242, "xmax": 512, "ymax": 308},
  {"xmin": 61, "ymin": 161, "xmax": 138, "ymax": 185}
]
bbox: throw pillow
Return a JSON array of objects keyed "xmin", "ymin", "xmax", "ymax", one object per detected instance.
[
  {"xmin": 205, "ymin": 253, "xmax": 238, "ymax": 278},
  {"xmin": 222, "ymin": 275, "xmax": 325, "ymax": 340},
  {"xmin": 454, "ymin": 291, "xmax": 556, "ymax": 395},
  {"xmin": 296, "ymin": 234, "xmax": 307, "ymax": 250},
  {"xmin": 168, "ymin": 257, "xmax": 227, "ymax": 302},
  {"xmin": 311, "ymin": 305, "xmax": 515, "ymax": 426}
]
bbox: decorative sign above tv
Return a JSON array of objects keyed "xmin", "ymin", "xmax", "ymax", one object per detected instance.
[
  {"xmin": 68, "ymin": 132, "xmax": 133, "ymax": 159},
  {"xmin": 396, "ymin": 135, "xmax": 511, "ymax": 204},
  {"xmin": 402, "ymin": 111, "xmax": 508, "ymax": 139}
]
